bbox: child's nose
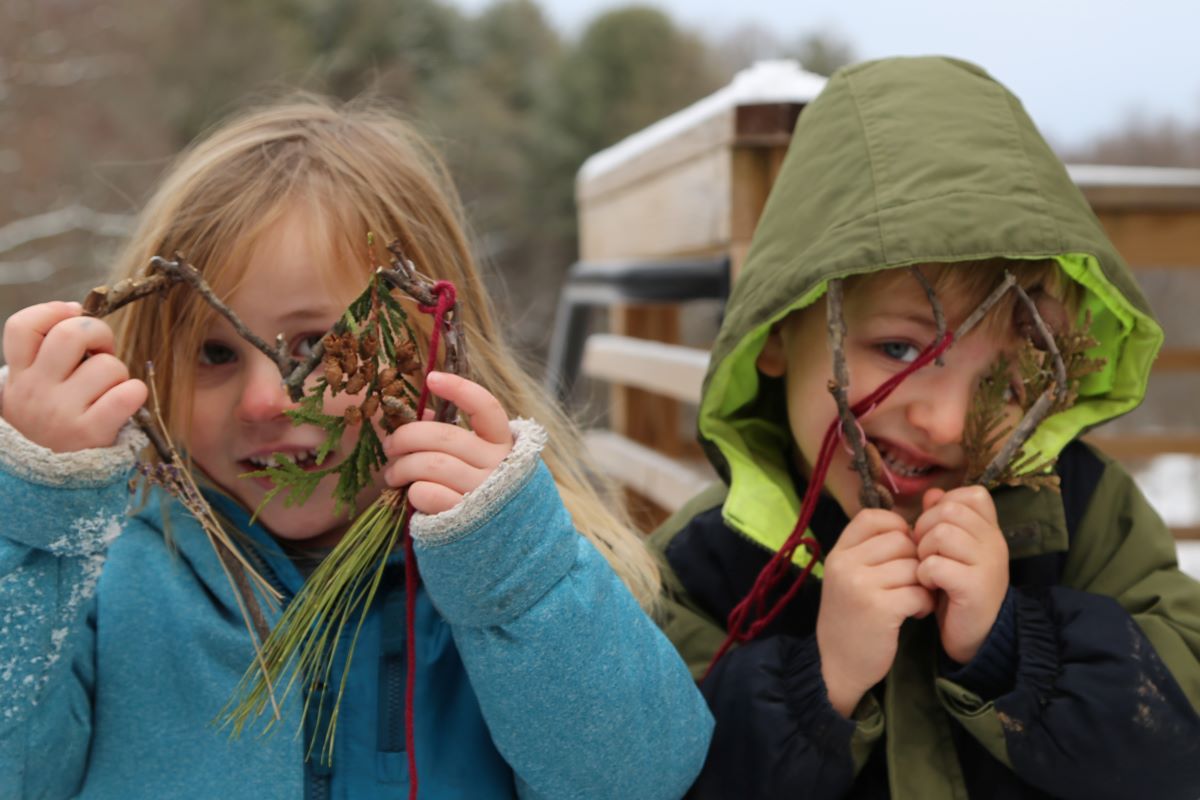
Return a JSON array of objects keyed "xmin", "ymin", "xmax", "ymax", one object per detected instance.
[
  {"xmin": 236, "ymin": 360, "xmax": 293, "ymax": 423},
  {"xmin": 905, "ymin": 378, "xmax": 970, "ymax": 446}
]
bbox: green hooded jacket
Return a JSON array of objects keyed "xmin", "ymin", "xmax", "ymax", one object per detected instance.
[{"xmin": 649, "ymin": 56, "xmax": 1200, "ymax": 799}]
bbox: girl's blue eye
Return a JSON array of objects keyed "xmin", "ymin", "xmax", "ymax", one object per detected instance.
[
  {"xmin": 199, "ymin": 341, "xmax": 236, "ymax": 366},
  {"xmin": 294, "ymin": 334, "xmax": 323, "ymax": 359},
  {"xmin": 879, "ymin": 341, "xmax": 919, "ymax": 363}
]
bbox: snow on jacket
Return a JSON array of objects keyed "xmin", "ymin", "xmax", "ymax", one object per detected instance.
[{"xmin": 0, "ymin": 380, "xmax": 713, "ymax": 799}]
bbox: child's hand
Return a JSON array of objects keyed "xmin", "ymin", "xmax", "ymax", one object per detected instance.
[
  {"xmin": 382, "ymin": 371, "xmax": 514, "ymax": 515},
  {"xmin": 913, "ymin": 486, "xmax": 1009, "ymax": 665},
  {"xmin": 816, "ymin": 509, "xmax": 935, "ymax": 717},
  {"xmin": 2, "ymin": 301, "xmax": 147, "ymax": 452}
]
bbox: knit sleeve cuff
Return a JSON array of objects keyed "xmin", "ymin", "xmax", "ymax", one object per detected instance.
[
  {"xmin": 410, "ymin": 420, "xmax": 580, "ymax": 627},
  {"xmin": 0, "ymin": 366, "xmax": 147, "ymax": 487},
  {"xmin": 408, "ymin": 418, "xmax": 546, "ymax": 546}
]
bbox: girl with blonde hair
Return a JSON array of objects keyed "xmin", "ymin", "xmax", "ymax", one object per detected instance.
[{"xmin": 0, "ymin": 96, "xmax": 712, "ymax": 799}]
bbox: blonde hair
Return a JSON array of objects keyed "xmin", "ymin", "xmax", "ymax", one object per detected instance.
[
  {"xmin": 108, "ymin": 95, "xmax": 661, "ymax": 608},
  {"xmin": 844, "ymin": 257, "xmax": 1081, "ymax": 336}
]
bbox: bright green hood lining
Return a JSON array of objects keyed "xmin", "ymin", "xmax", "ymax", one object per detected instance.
[{"xmin": 699, "ymin": 253, "xmax": 1163, "ymax": 568}]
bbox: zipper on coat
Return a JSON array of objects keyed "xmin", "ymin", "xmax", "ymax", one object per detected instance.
[
  {"xmin": 304, "ymin": 681, "xmax": 333, "ymax": 800},
  {"xmin": 376, "ymin": 587, "xmax": 410, "ymax": 782}
]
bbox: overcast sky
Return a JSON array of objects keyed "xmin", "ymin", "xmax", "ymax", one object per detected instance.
[{"xmin": 449, "ymin": 0, "xmax": 1200, "ymax": 152}]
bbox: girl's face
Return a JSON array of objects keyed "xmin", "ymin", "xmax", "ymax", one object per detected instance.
[
  {"xmin": 188, "ymin": 207, "xmax": 384, "ymax": 548},
  {"xmin": 757, "ymin": 275, "xmax": 1024, "ymax": 524}
]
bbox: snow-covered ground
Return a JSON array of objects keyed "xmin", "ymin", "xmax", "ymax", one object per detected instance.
[
  {"xmin": 1131, "ymin": 455, "xmax": 1200, "ymax": 581},
  {"xmin": 1177, "ymin": 542, "xmax": 1200, "ymax": 580}
]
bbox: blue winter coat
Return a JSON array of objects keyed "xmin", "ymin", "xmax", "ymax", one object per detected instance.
[{"xmin": 0, "ymin": 408, "xmax": 712, "ymax": 800}]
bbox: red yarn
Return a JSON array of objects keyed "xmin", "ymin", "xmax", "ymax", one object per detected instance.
[
  {"xmin": 704, "ymin": 329, "xmax": 954, "ymax": 679},
  {"xmin": 402, "ymin": 524, "xmax": 419, "ymax": 800},
  {"xmin": 414, "ymin": 280, "xmax": 458, "ymax": 420},
  {"xmin": 403, "ymin": 279, "xmax": 458, "ymax": 800}
]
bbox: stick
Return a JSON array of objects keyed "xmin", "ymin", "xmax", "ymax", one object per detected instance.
[
  {"xmin": 825, "ymin": 279, "xmax": 881, "ymax": 509},
  {"xmin": 381, "ymin": 244, "xmax": 470, "ymax": 424},
  {"xmin": 1012, "ymin": 284, "xmax": 1068, "ymax": 397},
  {"xmin": 910, "ymin": 266, "xmax": 947, "ymax": 366},
  {"xmin": 956, "ymin": 271, "xmax": 1017, "ymax": 341}
]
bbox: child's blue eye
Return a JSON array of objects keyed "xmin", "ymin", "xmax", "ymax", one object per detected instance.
[
  {"xmin": 879, "ymin": 342, "xmax": 919, "ymax": 363},
  {"xmin": 199, "ymin": 341, "xmax": 236, "ymax": 366},
  {"xmin": 294, "ymin": 334, "xmax": 323, "ymax": 359}
]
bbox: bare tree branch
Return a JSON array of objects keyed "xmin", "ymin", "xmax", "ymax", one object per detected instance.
[
  {"xmin": 0, "ymin": 55, "xmax": 135, "ymax": 87},
  {"xmin": 0, "ymin": 204, "xmax": 134, "ymax": 255},
  {"xmin": 0, "ymin": 258, "xmax": 59, "ymax": 286}
]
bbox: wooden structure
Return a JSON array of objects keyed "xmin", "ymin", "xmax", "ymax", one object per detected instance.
[
  {"xmin": 571, "ymin": 61, "xmax": 1200, "ymax": 542},
  {"xmin": 575, "ymin": 61, "xmax": 823, "ymax": 527}
]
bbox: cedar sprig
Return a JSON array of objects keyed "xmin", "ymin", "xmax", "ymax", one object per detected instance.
[
  {"xmin": 242, "ymin": 272, "xmax": 422, "ymax": 516},
  {"xmin": 962, "ymin": 354, "xmax": 1017, "ymax": 481},
  {"xmin": 966, "ymin": 311, "xmax": 1106, "ymax": 490}
]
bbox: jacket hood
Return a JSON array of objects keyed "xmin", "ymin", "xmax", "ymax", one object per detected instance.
[{"xmin": 699, "ymin": 56, "xmax": 1162, "ymax": 565}]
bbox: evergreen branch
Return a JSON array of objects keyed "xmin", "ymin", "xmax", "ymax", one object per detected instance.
[{"xmin": 963, "ymin": 355, "xmax": 1014, "ymax": 479}]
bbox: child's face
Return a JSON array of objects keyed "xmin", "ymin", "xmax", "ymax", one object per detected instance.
[
  {"xmin": 188, "ymin": 207, "xmax": 384, "ymax": 548},
  {"xmin": 757, "ymin": 273, "xmax": 1023, "ymax": 524}
]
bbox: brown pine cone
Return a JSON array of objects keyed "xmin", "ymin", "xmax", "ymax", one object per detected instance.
[
  {"xmin": 324, "ymin": 361, "xmax": 344, "ymax": 394},
  {"xmin": 360, "ymin": 395, "xmax": 380, "ymax": 418},
  {"xmin": 394, "ymin": 341, "xmax": 421, "ymax": 375}
]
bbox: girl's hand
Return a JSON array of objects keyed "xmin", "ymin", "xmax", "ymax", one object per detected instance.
[
  {"xmin": 382, "ymin": 371, "xmax": 514, "ymax": 515},
  {"xmin": 816, "ymin": 508, "xmax": 936, "ymax": 717},
  {"xmin": 2, "ymin": 301, "xmax": 147, "ymax": 452},
  {"xmin": 912, "ymin": 486, "xmax": 1009, "ymax": 665}
]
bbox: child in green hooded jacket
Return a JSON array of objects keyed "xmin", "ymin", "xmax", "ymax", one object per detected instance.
[{"xmin": 649, "ymin": 56, "xmax": 1200, "ymax": 799}]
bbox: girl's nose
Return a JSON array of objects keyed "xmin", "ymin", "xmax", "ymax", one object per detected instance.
[{"xmin": 236, "ymin": 360, "xmax": 293, "ymax": 423}]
